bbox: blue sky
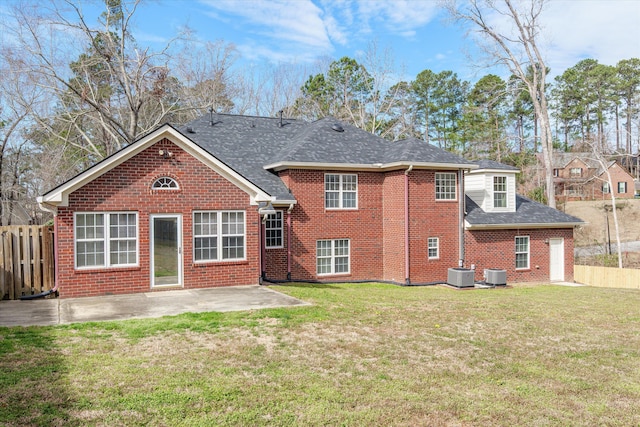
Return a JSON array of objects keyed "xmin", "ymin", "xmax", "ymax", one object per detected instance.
[{"xmin": 122, "ymin": 0, "xmax": 640, "ymax": 83}]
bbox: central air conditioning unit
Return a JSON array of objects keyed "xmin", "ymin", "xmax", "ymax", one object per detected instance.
[
  {"xmin": 447, "ymin": 268, "xmax": 475, "ymax": 288},
  {"xmin": 484, "ymin": 268, "xmax": 507, "ymax": 286}
]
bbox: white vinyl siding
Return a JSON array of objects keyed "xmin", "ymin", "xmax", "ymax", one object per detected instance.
[
  {"xmin": 325, "ymin": 174, "xmax": 358, "ymax": 209},
  {"xmin": 194, "ymin": 211, "xmax": 245, "ymax": 262},
  {"xmin": 75, "ymin": 212, "xmax": 138, "ymax": 269},
  {"xmin": 316, "ymin": 239, "xmax": 350, "ymax": 275},
  {"xmin": 435, "ymin": 172, "xmax": 457, "ymax": 200},
  {"xmin": 515, "ymin": 236, "xmax": 530, "ymax": 270},
  {"xmin": 265, "ymin": 211, "xmax": 283, "ymax": 249}
]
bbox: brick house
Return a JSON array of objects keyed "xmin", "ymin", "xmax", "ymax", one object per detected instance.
[
  {"xmin": 38, "ymin": 114, "xmax": 583, "ymax": 298},
  {"xmin": 544, "ymin": 152, "xmax": 636, "ymax": 201}
]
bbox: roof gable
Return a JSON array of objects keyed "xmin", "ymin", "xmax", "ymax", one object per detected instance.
[{"xmin": 38, "ymin": 124, "xmax": 274, "ymax": 211}]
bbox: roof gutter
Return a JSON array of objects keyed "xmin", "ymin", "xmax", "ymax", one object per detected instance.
[
  {"xmin": 264, "ymin": 161, "xmax": 479, "ymax": 172},
  {"xmin": 465, "ymin": 221, "xmax": 586, "ymax": 230}
]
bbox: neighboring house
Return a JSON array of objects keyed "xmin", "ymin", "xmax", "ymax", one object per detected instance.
[
  {"xmin": 542, "ymin": 152, "xmax": 636, "ymax": 201},
  {"xmin": 38, "ymin": 114, "xmax": 583, "ymax": 298},
  {"xmin": 614, "ymin": 153, "xmax": 639, "ymax": 179}
]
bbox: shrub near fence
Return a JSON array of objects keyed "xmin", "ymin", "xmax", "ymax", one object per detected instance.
[
  {"xmin": 574, "ymin": 265, "xmax": 640, "ymax": 289},
  {"xmin": 0, "ymin": 225, "xmax": 55, "ymax": 300}
]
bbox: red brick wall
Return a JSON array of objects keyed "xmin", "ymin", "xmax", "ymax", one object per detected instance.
[
  {"xmin": 465, "ymin": 228, "xmax": 575, "ymax": 283},
  {"xmin": 279, "ymin": 169, "xmax": 461, "ymax": 285},
  {"xmin": 382, "ymin": 171, "xmax": 405, "ymax": 283},
  {"xmin": 408, "ymin": 170, "xmax": 461, "ymax": 284},
  {"xmin": 56, "ymin": 138, "xmax": 260, "ymax": 298},
  {"xmin": 263, "ymin": 208, "xmax": 290, "ymax": 281},
  {"xmin": 283, "ymin": 170, "xmax": 384, "ymax": 282}
]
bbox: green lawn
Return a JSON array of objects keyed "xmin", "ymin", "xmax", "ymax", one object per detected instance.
[{"xmin": 1, "ymin": 283, "xmax": 639, "ymax": 426}]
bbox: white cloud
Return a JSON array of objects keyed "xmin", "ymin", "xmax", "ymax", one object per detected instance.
[
  {"xmin": 200, "ymin": 0, "xmax": 332, "ymax": 50},
  {"xmin": 462, "ymin": 0, "xmax": 640, "ymax": 77},
  {"xmin": 542, "ymin": 0, "xmax": 640, "ymax": 73}
]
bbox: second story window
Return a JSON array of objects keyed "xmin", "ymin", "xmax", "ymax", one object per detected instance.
[
  {"xmin": 435, "ymin": 172, "xmax": 457, "ymax": 200},
  {"xmin": 325, "ymin": 174, "xmax": 357, "ymax": 209},
  {"xmin": 493, "ymin": 176, "xmax": 507, "ymax": 208},
  {"xmin": 570, "ymin": 168, "xmax": 582, "ymax": 178}
]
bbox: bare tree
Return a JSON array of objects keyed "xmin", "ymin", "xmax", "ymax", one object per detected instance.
[
  {"xmin": 446, "ymin": 0, "xmax": 557, "ymax": 207},
  {"xmin": 1, "ymin": 0, "xmax": 237, "ymax": 160},
  {"xmin": 587, "ymin": 141, "xmax": 623, "ymax": 268}
]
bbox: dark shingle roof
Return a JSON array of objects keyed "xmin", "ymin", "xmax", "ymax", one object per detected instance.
[
  {"xmin": 465, "ymin": 195, "xmax": 584, "ymax": 228},
  {"xmin": 179, "ymin": 114, "xmax": 474, "ymax": 201},
  {"xmin": 474, "ymin": 159, "xmax": 519, "ymax": 171},
  {"xmin": 178, "ymin": 114, "xmax": 306, "ymax": 201}
]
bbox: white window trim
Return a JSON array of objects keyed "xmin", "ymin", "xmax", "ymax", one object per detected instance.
[
  {"xmin": 428, "ymin": 237, "xmax": 439, "ymax": 260},
  {"xmin": 493, "ymin": 176, "xmax": 507, "ymax": 208},
  {"xmin": 193, "ymin": 210, "xmax": 246, "ymax": 263},
  {"xmin": 316, "ymin": 239, "xmax": 351, "ymax": 276},
  {"xmin": 74, "ymin": 212, "xmax": 139, "ymax": 269},
  {"xmin": 265, "ymin": 211, "xmax": 284, "ymax": 249},
  {"xmin": 515, "ymin": 235, "xmax": 530, "ymax": 270},
  {"xmin": 435, "ymin": 172, "xmax": 457, "ymax": 201},
  {"xmin": 603, "ymin": 182, "xmax": 610, "ymax": 194},
  {"xmin": 152, "ymin": 176, "xmax": 179, "ymax": 190},
  {"xmin": 325, "ymin": 173, "xmax": 358, "ymax": 210}
]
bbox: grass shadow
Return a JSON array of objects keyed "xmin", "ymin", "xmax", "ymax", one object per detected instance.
[
  {"xmin": 0, "ymin": 326, "xmax": 73, "ymax": 426},
  {"xmin": 266, "ymin": 281, "xmax": 344, "ymax": 289}
]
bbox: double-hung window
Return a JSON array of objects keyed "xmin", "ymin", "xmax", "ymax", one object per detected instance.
[
  {"xmin": 428, "ymin": 237, "xmax": 439, "ymax": 259},
  {"xmin": 515, "ymin": 236, "xmax": 530, "ymax": 270},
  {"xmin": 570, "ymin": 168, "xmax": 582, "ymax": 178},
  {"xmin": 618, "ymin": 182, "xmax": 627, "ymax": 194},
  {"xmin": 265, "ymin": 211, "xmax": 283, "ymax": 248},
  {"xmin": 435, "ymin": 172, "xmax": 456, "ymax": 200},
  {"xmin": 75, "ymin": 212, "xmax": 138, "ymax": 268},
  {"xmin": 602, "ymin": 182, "xmax": 610, "ymax": 194},
  {"xmin": 316, "ymin": 239, "xmax": 350, "ymax": 275},
  {"xmin": 325, "ymin": 174, "xmax": 357, "ymax": 209},
  {"xmin": 493, "ymin": 176, "xmax": 507, "ymax": 208},
  {"xmin": 194, "ymin": 211, "xmax": 245, "ymax": 262}
]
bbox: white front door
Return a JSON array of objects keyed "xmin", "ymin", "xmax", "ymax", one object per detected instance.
[
  {"xmin": 150, "ymin": 215, "xmax": 183, "ymax": 288},
  {"xmin": 549, "ymin": 238, "xmax": 565, "ymax": 282}
]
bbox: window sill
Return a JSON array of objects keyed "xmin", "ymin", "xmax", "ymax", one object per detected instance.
[
  {"xmin": 193, "ymin": 260, "xmax": 249, "ymax": 267},
  {"xmin": 75, "ymin": 265, "xmax": 140, "ymax": 273},
  {"xmin": 515, "ymin": 269, "xmax": 531, "ymax": 272}
]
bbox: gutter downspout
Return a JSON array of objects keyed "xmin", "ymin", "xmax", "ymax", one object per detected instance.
[
  {"xmin": 287, "ymin": 204, "xmax": 294, "ymax": 281},
  {"xmin": 405, "ymin": 165, "xmax": 413, "ymax": 286},
  {"xmin": 458, "ymin": 169, "xmax": 465, "ymax": 268},
  {"xmin": 260, "ymin": 219, "xmax": 266, "ymax": 284}
]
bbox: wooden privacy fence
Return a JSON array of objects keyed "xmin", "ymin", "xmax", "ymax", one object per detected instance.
[
  {"xmin": 574, "ymin": 265, "xmax": 640, "ymax": 290},
  {"xmin": 0, "ymin": 225, "xmax": 55, "ymax": 300}
]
